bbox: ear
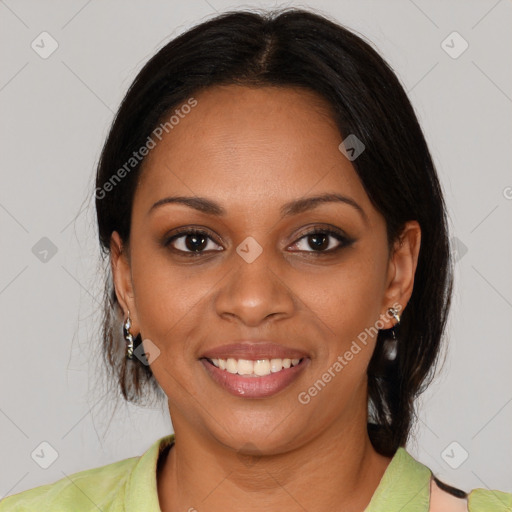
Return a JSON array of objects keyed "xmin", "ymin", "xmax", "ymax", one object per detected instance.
[
  {"xmin": 110, "ymin": 231, "xmax": 139, "ymax": 335},
  {"xmin": 380, "ymin": 220, "xmax": 421, "ymax": 328}
]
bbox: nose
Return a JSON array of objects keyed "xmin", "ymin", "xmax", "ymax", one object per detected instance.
[{"xmin": 214, "ymin": 244, "xmax": 296, "ymax": 327}]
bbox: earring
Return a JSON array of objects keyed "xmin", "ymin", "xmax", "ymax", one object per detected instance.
[
  {"xmin": 384, "ymin": 307, "xmax": 401, "ymax": 361},
  {"xmin": 123, "ymin": 311, "xmax": 135, "ymax": 360}
]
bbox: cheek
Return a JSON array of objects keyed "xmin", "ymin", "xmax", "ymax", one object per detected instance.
[
  {"xmin": 130, "ymin": 246, "xmax": 219, "ymax": 357},
  {"xmin": 302, "ymin": 254, "xmax": 385, "ymax": 346}
]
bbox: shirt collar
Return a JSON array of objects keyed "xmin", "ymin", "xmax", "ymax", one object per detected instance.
[
  {"xmin": 364, "ymin": 447, "xmax": 432, "ymax": 511},
  {"xmin": 125, "ymin": 433, "xmax": 176, "ymax": 512},
  {"xmin": 124, "ymin": 436, "xmax": 431, "ymax": 512}
]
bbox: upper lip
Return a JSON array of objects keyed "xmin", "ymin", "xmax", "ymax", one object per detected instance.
[{"xmin": 200, "ymin": 341, "xmax": 309, "ymax": 361}]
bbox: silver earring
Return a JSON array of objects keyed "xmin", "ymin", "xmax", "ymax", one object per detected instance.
[
  {"xmin": 384, "ymin": 307, "xmax": 401, "ymax": 361},
  {"xmin": 123, "ymin": 311, "xmax": 135, "ymax": 360}
]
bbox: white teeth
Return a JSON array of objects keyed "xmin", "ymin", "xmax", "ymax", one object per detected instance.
[
  {"xmin": 208, "ymin": 357, "xmax": 302, "ymax": 376},
  {"xmin": 238, "ymin": 359, "xmax": 254, "ymax": 375},
  {"xmin": 254, "ymin": 359, "xmax": 271, "ymax": 376},
  {"xmin": 226, "ymin": 358, "xmax": 238, "ymax": 374},
  {"xmin": 270, "ymin": 358, "xmax": 283, "ymax": 372}
]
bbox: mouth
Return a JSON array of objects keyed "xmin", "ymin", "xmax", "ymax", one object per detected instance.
[{"xmin": 200, "ymin": 356, "xmax": 310, "ymax": 398}]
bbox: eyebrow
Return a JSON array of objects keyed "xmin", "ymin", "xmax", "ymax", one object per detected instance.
[{"xmin": 148, "ymin": 193, "xmax": 368, "ymax": 224}]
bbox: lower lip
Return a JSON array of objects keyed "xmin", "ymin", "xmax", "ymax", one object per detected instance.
[{"xmin": 200, "ymin": 358, "xmax": 309, "ymax": 398}]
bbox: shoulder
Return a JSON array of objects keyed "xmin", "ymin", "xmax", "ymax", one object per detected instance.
[
  {"xmin": 467, "ymin": 487, "xmax": 512, "ymax": 511},
  {"xmin": 0, "ymin": 455, "xmax": 138, "ymax": 511},
  {"xmin": 429, "ymin": 477, "xmax": 512, "ymax": 512},
  {"xmin": 429, "ymin": 478, "xmax": 468, "ymax": 511}
]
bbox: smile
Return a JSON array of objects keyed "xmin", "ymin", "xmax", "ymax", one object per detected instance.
[
  {"xmin": 200, "ymin": 357, "xmax": 309, "ymax": 398},
  {"xmin": 206, "ymin": 357, "xmax": 303, "ymax": 377}
]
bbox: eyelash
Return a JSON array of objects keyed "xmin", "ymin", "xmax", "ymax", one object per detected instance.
[{"xmin": 163, "ymin": 226, "xmax": 354, "ymax": 257}]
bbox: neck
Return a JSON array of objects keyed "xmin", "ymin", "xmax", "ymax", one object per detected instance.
[{"xmin": 157, "ymin": 404, "xmax": 392, "ymax": 512}]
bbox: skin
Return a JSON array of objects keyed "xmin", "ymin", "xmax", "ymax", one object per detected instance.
[{"xmin": 111, "ymin": 84, "xmax": 421, "ymax": 512}]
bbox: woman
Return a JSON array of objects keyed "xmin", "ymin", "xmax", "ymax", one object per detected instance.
[{"xmin": 1, "ymin": 7, "xmax": 510, "ymax": 512}]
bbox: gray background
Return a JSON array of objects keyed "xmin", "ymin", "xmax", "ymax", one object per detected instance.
[{"xmin": 1, "ymin": 0, "xmax": 511, "ymax": 500}]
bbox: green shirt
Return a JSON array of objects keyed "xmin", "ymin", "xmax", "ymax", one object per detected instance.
[{"xmin": 1, "ymin": 434, "xmax": 511, "ymax": 511}]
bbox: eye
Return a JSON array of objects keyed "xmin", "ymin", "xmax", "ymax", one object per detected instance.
[
  {"xmin": 164, "ymin": 228, "xmax": 222, "ymax": 256},
  {"xmin": 164, "ymin": 226, "xmax": 354, "ymax": 257},
  {"xmin": 288, "ymin": 227, "xmax": 353, "ymax": 254}
]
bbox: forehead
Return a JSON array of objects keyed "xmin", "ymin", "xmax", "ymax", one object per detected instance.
[{"xmin": 134, "ymin": 85, "xmax": 373, "ymax": 219}]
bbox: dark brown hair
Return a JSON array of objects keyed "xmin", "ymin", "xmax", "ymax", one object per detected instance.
[{"xmin": 94, "ymin": 7, "xmax": 454, "ymax": 458}]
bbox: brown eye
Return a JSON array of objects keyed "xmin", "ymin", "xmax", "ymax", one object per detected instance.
[
  {"xmin": 165, "ymin": 229, "xmax": 222, "ymax": 255},
  {"xmin": 289, "ymin": 228, "xmax": 354, "ymax": 254}
]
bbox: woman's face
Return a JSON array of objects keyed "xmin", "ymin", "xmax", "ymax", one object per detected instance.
[{"xmin": 111, "ymin": 84, "xmax": 420, "ymax": 453}]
